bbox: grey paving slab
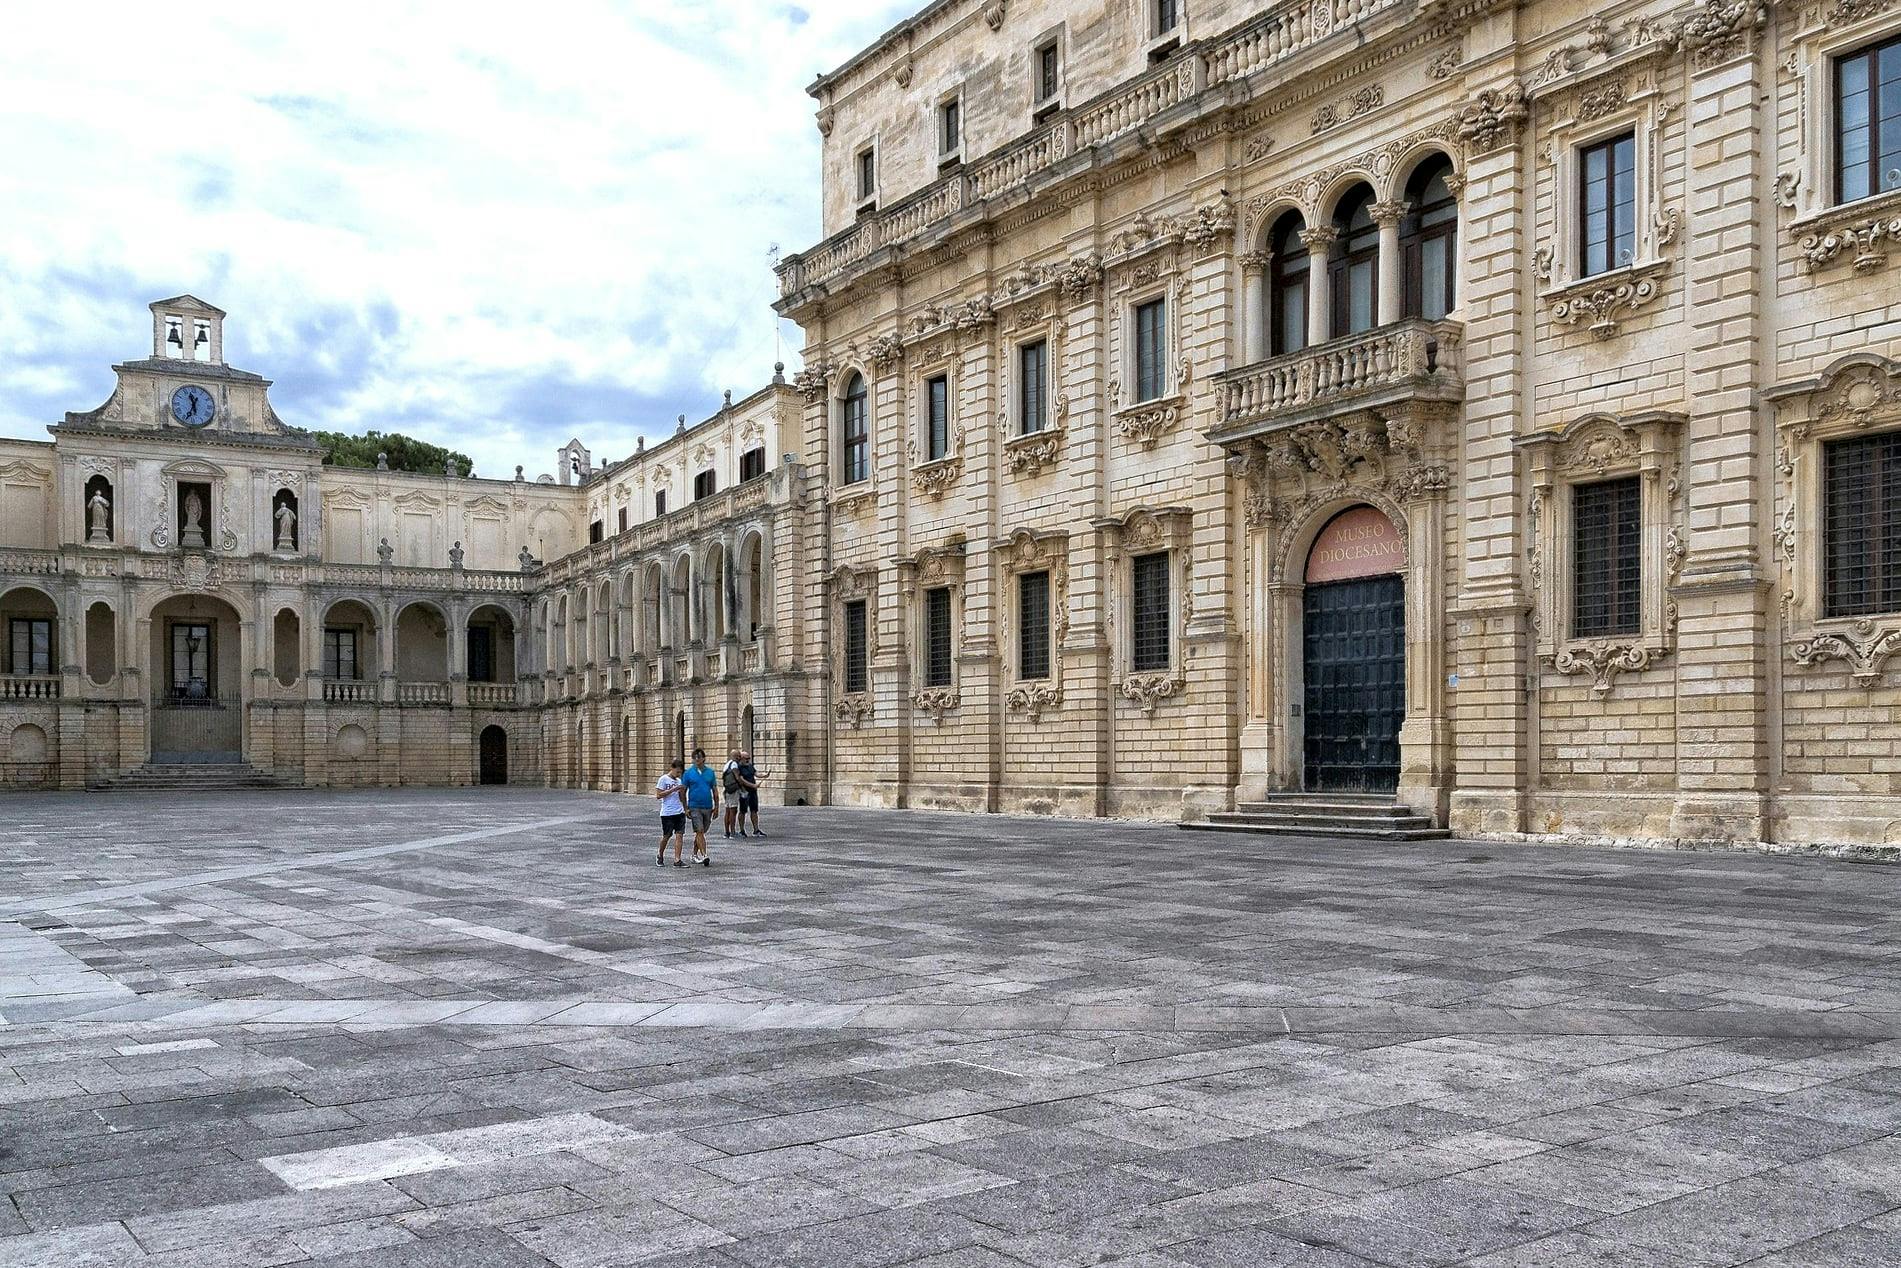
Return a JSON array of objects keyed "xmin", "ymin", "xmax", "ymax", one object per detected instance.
[{"xmin": 1, "ymin": 790, "xmax": 1900, "ymax": 1265}]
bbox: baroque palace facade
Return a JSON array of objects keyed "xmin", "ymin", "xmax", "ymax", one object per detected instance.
[{"xmin": 3, "ymin": 0, "xmax": 1900, "ymax": 849}]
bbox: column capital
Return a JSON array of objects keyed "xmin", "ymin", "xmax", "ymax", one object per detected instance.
[
  {"xmin": 1237, "ymin": 250, "xmax": 1273, "ymax": 273},
  {"xmin": 1369, "ymin": 200, "xmax": 1409, "ymax": 229},
  {"xmin": 1297, "ymin": 225, "xmax": 1338, "ymax": 254}
]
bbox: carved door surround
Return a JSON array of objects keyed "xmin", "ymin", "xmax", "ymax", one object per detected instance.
[
  {"xmin": 1518, "ymin": 409, "xmax": 1686, "ymax": 694},
  {"xmin": 1767, "ymin": 354, "xmax": 1901, "ymax": 687},
  {"xmin": 154, "ymin": 458, "xmax": 237, "ymax": 553},
  {"xmin": 1225, "ymin": 397, "xmax": 1454, "ymax": 816}
]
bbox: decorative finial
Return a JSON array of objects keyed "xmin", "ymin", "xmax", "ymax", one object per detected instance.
[
  {"xmin": 676, "ymin": 414, "xmax": 686, "ymax": 434},
  {"xmin": 723, "ymin": 389, "xmax": 733, "ymax": 409},
  {"xmin": 375, "ymin": 452, "xmax": 388, "ymax": 471},
  {"xmin": 773, "ymin": 361, "xmax": 785, "ymax": 384},
  {"xmin": 514, "ymin": 464, "xmax": 523, "ymax": 481}
]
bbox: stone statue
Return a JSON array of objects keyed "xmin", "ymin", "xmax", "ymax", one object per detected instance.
[
  {"xmin": 519, "ymin": 546, "xmax": 538, "ymax": 571},
  {"xmin": 444, "ymin": 458, "xmax": 459, "ymax": 478},
  {"xmin": 375, "ymin": 452, "xmax": 389, "ymax": 471},
  {"xmin": 274, "ymin": 501, "xmax": 297, "ymax": 551},
  {"xmin": 181, "ymin": 489, "xmax": 206, "ymax": 549},
  {"xmin": 449, "ymin": 540, "xmax": 464, "ymax": 568},
  {"xmin": 377, "ymin": 537, "xmax": 394, "ymax": 565},
  {"xmin": 514, "ymin": 465, "xmax": 524, "ymax": 481},
  {"xmin": 87, "ymin": 489, "xmax": 111, "ymax": 543}
]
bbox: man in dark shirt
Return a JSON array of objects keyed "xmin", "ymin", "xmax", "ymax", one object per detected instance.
[{"xmin": 736, "ymin": 751, "xmax": 764, "ymax": 838}]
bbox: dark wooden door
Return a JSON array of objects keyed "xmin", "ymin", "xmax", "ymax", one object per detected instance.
[
  {"xmin": 1303, "ymin": 574, "xmax": 1404, "ymax": 793},
  {"xmin": 478, "ymin": 725, "xmax": 508, "ymax": 785}
]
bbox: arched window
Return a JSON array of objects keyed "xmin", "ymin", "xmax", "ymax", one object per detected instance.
[
  {"xmin": 1329, "ymin": 186, "xmax": 1380, "ymax": 338},
  {"xmin": 1268, "ymin": 212, "xmax": 1309, "ymax": 357},
  {"xmin": 1402, "ymin": 156, "xmax": 1459, "ymax": 321},
  {"xmin": 841, "ymin": 374, "xmax": 869, "ymax": 484}
]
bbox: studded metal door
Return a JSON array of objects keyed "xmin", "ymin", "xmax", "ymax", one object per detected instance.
[{"xmin": 1303, "ymin": 574, "xmax": 1405, "ymax": 793}]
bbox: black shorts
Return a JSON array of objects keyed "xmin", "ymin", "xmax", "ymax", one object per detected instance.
[
  {"xmin": 739, "ymin": 791, "xmax": 759, "ymax": 812},
  {"xmin": 661, "ymin": 813, "xmax": 685, "ymax": 835}
]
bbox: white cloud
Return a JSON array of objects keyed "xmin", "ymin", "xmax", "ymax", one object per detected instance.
[{"xmin": 0, "ymin": 0, "xmax": 910, "ymax": 478}]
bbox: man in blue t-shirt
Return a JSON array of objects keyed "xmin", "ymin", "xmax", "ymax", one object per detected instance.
[{"xmin": 679, "ymin": 747, "xmax": 720, "ymax": 867}]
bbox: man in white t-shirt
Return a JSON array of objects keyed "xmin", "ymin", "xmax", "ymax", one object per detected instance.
[{"xmin": 655, "ymin": 757, "xmax": 687, "ymax": 867}]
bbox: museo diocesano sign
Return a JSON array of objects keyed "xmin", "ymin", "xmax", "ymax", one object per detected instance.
[{"xmin": 1305, "ymin": 506, "xmax": 1405, "ymax": 583}]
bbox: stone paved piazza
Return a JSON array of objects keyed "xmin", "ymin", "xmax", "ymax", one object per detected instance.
[{"xmin": 2, "ymin": 790, "xmax": 1900, "ymax": 1266}]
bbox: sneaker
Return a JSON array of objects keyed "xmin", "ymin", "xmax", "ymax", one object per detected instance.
[
  {"xmin": 753, "ymin": 829, "xmax": 766, "ymax": 838},
  {"xmin": 673, "ymin": 860, "xmax": 685, "ymax": 868},
  {"xmin": 701, "ymin": 856, "xmax": 712, "ymax": 867},
  {"xmin": 656, "ymin": 854, "xmax": 665, "ymax": 866}
]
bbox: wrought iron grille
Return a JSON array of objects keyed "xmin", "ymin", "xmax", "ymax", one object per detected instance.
[
  {"xmin": 1572, "ymin": 476, "xmax": 1641, "ymax": 638},
  {"xmin": 1131, "ymin": 551, "xmax": 1170, "ymax": 672},
  {"xmin": 1825, "ymin": 431, "xmax": 1901, "ymax": 618},
  {"xmin": 1018, "ymin": 570, "xmax": 1050, "ymax": 680},
  {"xmin": 843, "ymin": 599, "xmax": 868, "ymax": 694},
  {"xmin": 924, "ymin": 587, "xmax": 953, "ymax": 687}
]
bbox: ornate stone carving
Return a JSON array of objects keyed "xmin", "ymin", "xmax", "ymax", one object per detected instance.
[
  {"xmin": 1391, "ymin": 463, "xmax": 1451, "ymax": 503},
  {"xmin": 1311, "ymin": 86, "xmax": 1384, "ymax": 135},
  {"xmin": 792, "ymin": 363, "xmax": 833, "ymax": 400},
  {"xmin": 1055, "ymin": 254, "xmax": 1103, "ymax": 299},
  {"xmin": 1179, "ymin": 196, "xmax": 1235, "ymax": 250},
  {"xmin": 909, "ymin": 454, "xmax": 963, "ymax": 499},
  {"xmin": 1664, "ymin": 0, "xmax": 1770, "ymax": 67},
  {"xmin": 893, "ymin": 56, "xmax": 913, "ymax": 88},
  {"xmin": 1120, "ymin": 673, "xmax": 1181, "ymax": 716},
  {"xmin": 1774, "ymin": 170, "xmax": 1800, "ymax": 209},
  {"xmin": 1426, "ymin": 47, "xmax": 1462, "ymax": 79},
  {"xmin": 814, "ymin": 105, "xmax": 834, "ymax": 137},
  {"xmin": 1797, "ymin": 212, "xmax": 1901, "ymax": 274},
  {"xmin": 834, "ymin": 694, "xmax": 874, "ymax": 727},
  {"xmin": 1575, "ymin": 80, "xmax": 1627, "ymax": 123},
  {"xmin": 1814, "ymin": 360, "xmax": 1901, "ymax": 426},
  {"xmin": 1791, "ymin": 621, "xmax": 1901, "ymax": 687},
  {"xmin": 1825, "ymin": 0, "xmax": 1897, "ymax": 21},
  {"xmin": 1003, "ymin": 428, "xmax": 1064, "ymax": 475},
  {"xmin": 982, "ymin": 0, "xmax": 1006, "ymax": 31},
  {"xmin": 1554, "ymin": 641, "xmax": 1653, "ymax": 694},
  {"xmin": 1005, "ymin": 681, "xmax": 1061, "ymax": 722},
  {"xmin": 910, "ymin": 687, "xmax": 958, "ymax": 720},
  {"xmin": 1547, "ymin": 261, "xmax": 1669, "ymax": 338},
  {"xmin": 1115, "ymin": 402, "xmax": 1180, "ymax": 449},
  {"xmin": 1455, "ymin": 81, "xmax": 1529, "ymax": 153},
  {"xmin": 867, "ymin": 334, "xmax": 904, "ymax": 367}
]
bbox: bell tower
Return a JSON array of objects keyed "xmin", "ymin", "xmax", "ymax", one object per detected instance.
[{"xmin": 150, "ymin": 295, "xmax": 225, "ymax": 366}]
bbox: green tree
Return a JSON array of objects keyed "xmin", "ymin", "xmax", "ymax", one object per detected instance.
[{"xmin": 314, "ymin": 430, "xmax": 475, "ymax": 477}]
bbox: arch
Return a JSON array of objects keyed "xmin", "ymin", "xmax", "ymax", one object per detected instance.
[
  {"xmin": 467, "ymin": 603, "xmax": 516, "ymax": 683},
  {"xmin": 553, "ymin": 593, "xmax": 571, "ymax": 670},
  {"xmin": 642, "ymin": 561, "xmax": 666, "ymax": 654},
  {"xmin": 86, "ymin": 601, "xmax": 117, "ymax": 685},
  {"xmin": 617, "ymin": 570, "xmax": 638, "ymax": 661},
  {"xmin": 320, "ymin": 599, "xmax": 378, "ymax": 681},
  {"xmin": 1267, "ymin": 210, "xmax": 1310, "ymax": 358},
  {"xmin": 333, "ymin": 723, "xmax": 370, "ymax": 759},
  {"xmin": 739, "ymin": 527, "xmax": 768, "ymax": 642},
  {"xmin": 395, "ymin": 599, "xmax": 450, "ymax": 683},
  {"xmin": 1274, "ymin": 489, "xmax": 1411, "ymax": 584},
  {"xmin": 839, "ymin": 370, "xmax": 870, "ymax": 484},
  {"xmin": 1313, "ymin": 167, "xmax": 1381, "ymax": 224},
  {"xmin": 1328, "ymin": 183, "xmax": 1381, "ymax": 338},
  {"xmin": 479, "ymin": 724, "xmax": 508, "ymax": 785},
  {"xmin": 1400, "ymin": 152, "xmax": 1459, "ymax": 321},
  {"xmin": 572, "ymin": 587, "xmax": 591, "ymax": 668},
  {"xmin": 670, "ymin": 553, "xmax": 695, "ymax": 647},
  {"xmin": 703, "ymin": 540, "xmax": 730, "ymax": 641},
  {"xmin": 596, "ymin": 578, "xmax": 614, "ymax": 665},
  {"xmin": 742, "ymin": 703, "xmax": 755, "ymax": 754},
  {"xmin": 271, "ymin": 606, "xmax": 299, "ymax": 688},
  {"xmin": 1304, "ymin": 505, "xmax": 1407, "ymax": 583},
  {"xmin": 148, "ymin": 592, "xmax": 246, "ymax": 758},
  {"xmin": 83, "ymin": 473, "xmax": 115, "ymax": 545},
  {"xmin": 1, "ymin": 585, "xmax": 59, "ymax": 678},
  {"xmin": 1384, "ymin": 144, "xmax": 1463, "ymax": 203},
  {"xmin": 8, "ymin": 722, "xmax": 48, "ymax": 763},
  {"xmin": 271, "ymin": 486, "xmax": 301, "ymax": 552},
  {"xmin": 674, "ymin": 709, "xmax": 687, "ymax": 767}
]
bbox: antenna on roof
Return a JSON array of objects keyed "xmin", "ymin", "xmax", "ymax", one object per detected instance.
[{"xmin": 768, "ymin": 242, "xmax": 783, "ymax": 367}]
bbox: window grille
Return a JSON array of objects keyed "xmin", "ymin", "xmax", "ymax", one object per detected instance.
[
  {"xmin": 1572, "ymin": 476, "xmax": 1641, "ymax": 637},
  {"xmin": 1018, "ymin": 570, "xmax": 1050, "ymax": 680},
  {"xmin": 1825, "ymin": 431, "xmax": 1901, "ymax": 618},
  {"xmin": 843, "ymin": 599, "xmax": 868, "ymax": 694},
  {"xmin": 1131, "ymin": 551, "xmax": 1170, "ymax": 672},
  {"xmin": 924, "ymin": 587, "xmax": 953, "ymax": 687}
]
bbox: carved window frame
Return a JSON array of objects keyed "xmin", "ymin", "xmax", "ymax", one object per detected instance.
[
  {"xmin": 1534, "ymin": 65, "xmax": 1677, "ymax": 334},
  {"xmin": 909, "ymin": 350, "xmax": 960, "ymax": 464},
  {"xmin": 1767, "ymin": 355, "xmax": 1901, "ymax": 686},
  {"xmin": 156, "ymin": 458, "xmax": 234, "ymax": 554},
  {"xmin": 1107, "ymin": 253, "xmax": 1185, "ymax": 443},
  {"xmin": 831, "ymin": 365, "xmax": 880, "ymax": 516},
  {"xmin": 996, "ymin": 528, "xmax": 1069, "ymax": 719},
  {"xmin": 832, "ymin": 563, "xmax": 879, "ymax": 725},
  {"xmin": 904, "ymin": 544, "xmax": 965, "ymax": 717},
  {"xmin": 1783, "ymin": 6, "xmax": 1901, "ymax": 273},
  {"xmin": 1520, "ymin": 411, "xmax": 1684, "ymax": 682},
  {"xmin": 998, "ymin": 302, "xmax": 1068, "ymax": 475},
  {"xmin": 1103, "ymin": 507, "xmax": 1192, "ymax": 713}
]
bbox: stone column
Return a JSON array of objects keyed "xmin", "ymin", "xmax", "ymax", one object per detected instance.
[
  {"xmin": 1299, "ymin": 226, "xmax": 1338, "ymax": 348},
  {"xmin": 1238, "ymin": 252, "xmax": 1271, "ymax": 363},
  {"xmin": 1371, "ymin": 200, "xmax": 1408, "ymax": 327},
  {"xmin": 1237, "ymin": 502, "xmax": 1278, "ymax": 801}
]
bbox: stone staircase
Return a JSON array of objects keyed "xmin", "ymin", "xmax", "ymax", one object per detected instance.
[
  {"xmin": 1183, "ymin": 792, "xmax": 1449, "ymax": 841},
  {"xmin": 96, "ymin": 760, "xmax": 291, "ymax": 792}
]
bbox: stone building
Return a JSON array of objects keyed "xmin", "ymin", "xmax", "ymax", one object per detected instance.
[
  {"xmin": 0, "ymin": 296, "xmax": 820, "ymax": 796},
  {"xmin": 773, "ymin": 0, "xmax": 1901, "ymax": 846}
]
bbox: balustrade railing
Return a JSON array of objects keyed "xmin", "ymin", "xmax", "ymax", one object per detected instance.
[
  {"xmin": 0, "ymin": 549, "xmax": 63, "ymax": 576},
  {"xmin": 322, "ymin": 679, "xmax": 374, "ymax": 703},
  {"xmin": 778, "ymin": 0, "xmax": 1406, "ymax": 297},
  {"xmin": 739, "ymin": 644, "xmax": 762, "ymax": 674},
  {"xmin": 0, "ymin": 674, "xmax": 61, "ymax": 701},
  {"xmin": 396, "ymin": 682, "xmax": 451, "ymax": 706},
  {"xmin": 1217, "ymin": 320, "xmax": 1463, "ymax": 426},
  {"xmin": 467, "ymin": 682, "xmax": 518, "ymax": 706}
]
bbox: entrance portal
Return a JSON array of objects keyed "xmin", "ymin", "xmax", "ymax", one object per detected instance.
[
  {"xmin": 1302, "ymin": 507, "xmax": 1404, "ymax": 793},
  {"xmin": 479, "ymin": 725, "xmax": 508, "ymax": 785}
]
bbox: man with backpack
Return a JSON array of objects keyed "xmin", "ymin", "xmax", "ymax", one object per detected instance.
[{"xmin": 721, "ymin": 748, "xmax": 743, "ymax": 838}]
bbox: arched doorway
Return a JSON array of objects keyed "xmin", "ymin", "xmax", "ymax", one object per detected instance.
[
  {"xmin": 1302, "ymin": 506, "xmax": 1405, "ymax": 792},
  {"xmin": 479, "ymin": 725, "xmax": 508, "ymax": 785}
]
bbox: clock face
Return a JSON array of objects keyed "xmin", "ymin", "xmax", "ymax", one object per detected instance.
[{"xmin": 170, "ymin": 384, "xmax": 216, "ymax": 427}]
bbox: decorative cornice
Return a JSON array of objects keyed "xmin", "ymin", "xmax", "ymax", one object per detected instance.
[
  {"xmin": 1004, "ymin": 680, "xmax": 1061, "ymax": 722},
  {"xmin": 1114, "ymin": 399, "xmax": 1182, "ymax": 449},
  {"xmin": 909, "ymin": 453, "xmax": 963, "ymax": 499},
  {"xmin": 1546, "ymin": 259, "xmax": 1671, "ymax": 339},
  {"xmin": 1119, "ymin": 673, "xmax": 1182, "ymax": 715},
  {"xmin": 1790, "ymin": 621, "xmax": 1901, "ymax": 688},
  {"xmin": 1002, "ymin": 427, "xmax": 1064, "ymax": 476},
  {"xmin": 1553, "ymin": 640, "xmax": 1654, "ymax": 693},
  {"xmin": 1794, "ymin": 201, "xmax": 1901, "ymax": 275}
]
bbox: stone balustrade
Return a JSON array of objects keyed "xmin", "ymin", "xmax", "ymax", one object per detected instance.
[
  {"xmin": 395, "ymin": 682, "xmax": 451, "ymax": 706},
  {"xmin": 1214, "ymin": 319, "xmax": 1464, "ymax": 433},
  {"xmin": 0, "ymin": 675, "xmax": 61, "ymax": 701},
  {"xmin": 467, "ymin": 682, "xmax": 519, "ymax": 707},
  {"xmin": 322, "ymin": 680, "xmax": 374, "ymax": 704}
]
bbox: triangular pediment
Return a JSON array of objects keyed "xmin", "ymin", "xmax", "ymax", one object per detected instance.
[{"xmin": 150, "ymin": 294, "xmax": 226, "ymax": 316}]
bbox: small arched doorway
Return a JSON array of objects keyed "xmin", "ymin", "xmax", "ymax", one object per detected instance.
[
  {"xmin": 479, "ymin": 725, "xmax": 508, "ymax": 785},
  {"xmin": 1302, "ymin": 506, "xmax": 1405, "ymax": 792}
]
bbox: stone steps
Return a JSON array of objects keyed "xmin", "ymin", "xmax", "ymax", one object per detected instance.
[
  {"xmin": 1183, "ymin": 793, "xmax": 1449, "ymax": 841},
  {"xmin": 96, "ymin": 763, "xmax": 290, "ymax": 792}
]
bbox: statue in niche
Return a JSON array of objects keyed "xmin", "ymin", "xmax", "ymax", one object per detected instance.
[
  {"xmin": 377, "ymin": 537, "xmax": 394, "ymax": 565},
  {"xmin": 274, "ymin": 501, "xmax": 297, "ymax": 551},
  {"xmin": 181, "ymin": 489, "xmax": 207, "ymax": 549},
  {"xmin": 87, "ymin": 489, "xmax": 111, "ymax": 543}
]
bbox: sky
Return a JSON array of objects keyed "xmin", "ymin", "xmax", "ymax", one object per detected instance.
[{"xmin": 0, "ymin": 1, "xmax": 913, "ymax": 479}]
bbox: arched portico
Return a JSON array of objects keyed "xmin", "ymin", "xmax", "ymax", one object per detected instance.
[{"xmin": 146, "ymin": 592, "xmax": 247, "ymax": 759}]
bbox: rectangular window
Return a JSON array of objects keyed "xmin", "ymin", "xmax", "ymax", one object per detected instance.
[
  {"xmin": 1134, "ymin": 299, "xmax": 1167, "ymax": 402},
  {"xmin": 1018, "ymin": 569, "xmax": 1051, "ymax": 681},
  {"xmin": 1572, "ymin": 477, "xmax": 1642, "ymax": 638},
  {"xmin": 8, "ymin": 618, "xmax": 50, "ymax": 676},
  {"xmin": 617, "ymin": 507, "xmax": 628, "ymax": 534},
  {"xmin": 939, "ymin": 98, "xmax": 961, "ymax": 158},
  {"xmin": 924, "ymin": 586, "xmax": 953, "ymax": 688},
  {"xmin": 589, "ymin": 520, "xmax": 604, "ymax": 544},
  {"xmin": 1579, "ymin": 132, "xmax": 1637, "ymax": 277},
  {"xmin": 1131, "ymin": 551, "xmax": 1171, "ymax": 673},
  {"xmin": 740, "ymin": 446, "xmax": 766, "ymax": 481},
  {"xmin": 926, "ymin": 375, "xmax": 950, "ymax": 461},
  {"xmin": 843, "ymin": 598, "xmax": 869, "ymax": 694},
  {"xmin": 1019, "ymin": 340, "xmax": 1048, "ymax": 434},
  {"xmin": 322, "ymin": 628, "xmax": 358, "ymax": 680},
  {"xmin": 1836, "ymin": 35, "xmax": 1901, "ymax": 204},
  {"xmin": 1155, "ymin": 0, "xmax": 1179, "ymax": 34},
  {"xmin": 1036, "ymin": 41, "xmax": 1060, "ymax": 105},
  {"xmin": 171, "ymin": 622, "xmax": 213, "ymax": 700},
  {"xmin": 857, "ymin": 147, "xmax": 876, "ymax": 203},
  {"xmin": 467, "ymin": 626, "xmax": 494, "ymax": 683},
  {"xmin": 1824, "ymin": 431, "xmax": 1901, "ymax": 618},
  {"xmin": 843, "ymin": 384, "xmax": 871, "ymax": 484},
  {"xmin": 693, "ymin": 470, "xmax": 716, "ymax": 500},
  {"xmin": 655, "ymin": 489, "xmax": 667, "ymax": 517}
]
